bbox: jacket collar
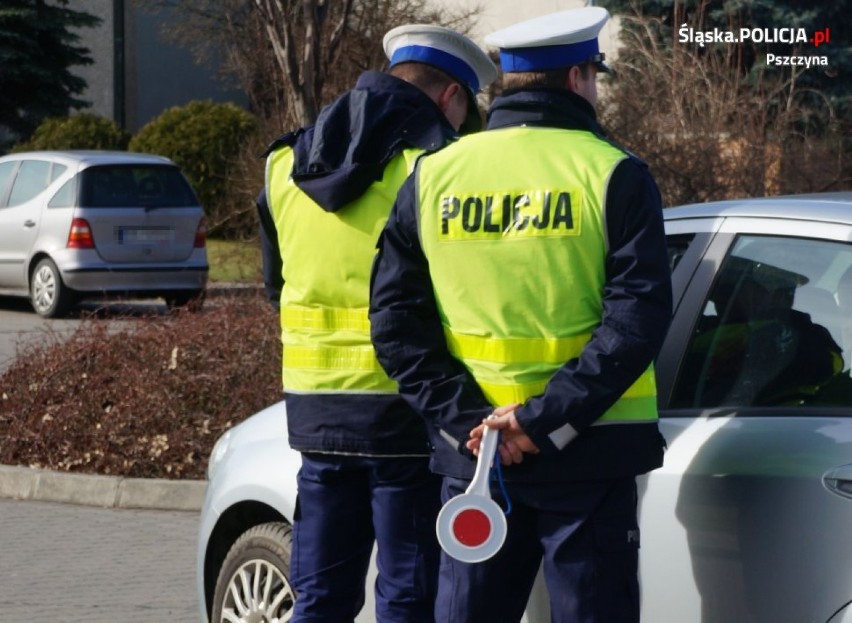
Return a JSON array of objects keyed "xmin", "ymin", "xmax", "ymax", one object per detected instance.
[
  {"xmin": 486, "ymin": 87, "xmax": 605, "ymax": 137},
  {"xmin": 268, "ymin": 71, "xmax": 456, "ymax": 213}
]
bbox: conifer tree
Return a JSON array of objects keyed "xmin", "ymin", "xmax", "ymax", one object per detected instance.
[{"xmin": 0, "ymin": 0, "xmax": 100, "ymax": 147}]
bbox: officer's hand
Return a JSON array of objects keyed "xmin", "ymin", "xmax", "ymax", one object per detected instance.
[
  {"xmin": 467, "ymin": 406, "xmax": 539, "ymax": 465},
  {"xmin": 467, "ymin": 404, "xmax": 520, "ymax": 453}
]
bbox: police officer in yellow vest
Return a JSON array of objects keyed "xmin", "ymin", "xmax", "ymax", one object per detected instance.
[
  {"xmin": 369, "ymin": 8, "xmax": 671, "ymax": 623},
  {"xmin": 258, "ymin": 24, "xmax": 495, "ymax": 623}
]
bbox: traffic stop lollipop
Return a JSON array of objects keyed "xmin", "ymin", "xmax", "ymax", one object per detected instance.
[{"xmin": 436, "ymin": 425, "xmax": 507, "ymax": 563}]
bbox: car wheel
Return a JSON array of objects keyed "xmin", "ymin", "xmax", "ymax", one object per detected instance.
[
  {"xmin": 164, "ymin": 289, "xmax": 205, "ymax": 312},
  {"xmin": 211, "ymin": 522, "xmax": 296, "ymax": 623},
  {"xmin": 30, "ymin": 258, "xmax": 75, "ymax": 318}
]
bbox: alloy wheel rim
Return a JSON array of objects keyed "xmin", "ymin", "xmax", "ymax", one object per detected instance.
[
  {"xmin": 221, "ymin": 559, "xmax": 294, "ymax": 623},
  {"xmin": 33, "ymin": 266, "xmax": 56, "ymax": 313}
]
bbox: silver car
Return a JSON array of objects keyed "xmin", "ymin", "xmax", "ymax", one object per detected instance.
[
  {"xmin": 197, "ymin": 193, "xmax": 852, "ymax": 623},
  {"xmin": 0, "ymin": 150, "xmax": 208, "ymax": 317}
]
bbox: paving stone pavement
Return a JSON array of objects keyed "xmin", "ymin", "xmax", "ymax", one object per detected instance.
[{"xmin": 0, "ymin": 498, "xmax": 200, "ymax": 622}]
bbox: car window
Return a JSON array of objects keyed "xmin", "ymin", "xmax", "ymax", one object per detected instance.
[
  {"xmin": 0, "ymin": 161, "xmax": 18, "ymax": 207},
  {"xmin": 671, "ymin": 234, "xmax": 852, "ymax": 409},
  {"xmin": 49, "ymin": 163, "xmax": 67, "ymax": 182},
  {"xmin": 666, "ymin": 233, "xmax": 695, "ymax": 273},
  {"xmin": 48, "ymin": 178, "xmax": 76, "ymax": 208},
  {"xmin": 78, "ymin": 164, "xmax": 198, "ymax": 208},
  {"xmin": 8, "ymin": 159, "xmax": 53, "ymax": 206}
]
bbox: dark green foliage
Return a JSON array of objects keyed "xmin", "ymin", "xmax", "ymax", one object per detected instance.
[
  {"xmin": 0, "ymin": 294, "xmax": 281, "ymax": 479},
  {"xmin": 129, "ymin": 100, "xmax": 260, "ymax": 236},
  {"xmin": 11, "ymin": 113, "xmax": 130, "ymax": 152},
  {"xmin": 0, "ymin": 0, "xmax": 101, "ymax": 148}
]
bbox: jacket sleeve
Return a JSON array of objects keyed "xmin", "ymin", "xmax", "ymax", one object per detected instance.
[
  {"xmin": 369, "ymin": 174, "xmax": 493, "ymax": 456},
  {"xmin": 256, "ymin": 187, "xmax": 283, "ymax": 308},
  {"xmin": 514, "ymin": 158, "xmax": 673, "ymax": 454}
]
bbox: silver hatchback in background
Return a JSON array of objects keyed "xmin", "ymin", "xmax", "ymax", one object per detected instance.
[{"xmin": 0, "ymin": 150, "xmax": 208, "ymax": 317}]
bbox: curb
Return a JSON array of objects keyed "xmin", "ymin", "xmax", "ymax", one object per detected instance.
[{"xmin": 0, "ymin": 464, "xmax": 206, "ymax": 512}]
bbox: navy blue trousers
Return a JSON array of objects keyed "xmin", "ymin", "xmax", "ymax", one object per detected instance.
[
  {"xmin": 435, "ymin": 477, "xmax": 640, "ymax": 623},
  {"xmin": 291, "ymin": 453, "xmax": 442, "ymax": 623}
]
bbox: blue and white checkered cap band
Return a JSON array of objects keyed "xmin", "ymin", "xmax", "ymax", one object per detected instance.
[
  {"xmin": 499, "ymin": 38, "xmax": 600, "ymax": 72},
  {"xmin": 390, "ymin": 45, "xmax": 480, "ymax": 92}
]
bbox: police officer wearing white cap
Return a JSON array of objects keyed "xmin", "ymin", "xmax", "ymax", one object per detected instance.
[
  {"xmin": 257, "ymin": 24, "xmax": 495, "ymax": 623},
  {"xmin": 370, "ymin": 7, "xmax": 671, "ymax": 623}
]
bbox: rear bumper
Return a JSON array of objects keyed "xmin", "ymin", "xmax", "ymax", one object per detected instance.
[
  {"xmin": 44, "ymin": 246, "xmax": 208, "ymax": 294},
  {"xmin": 62, "ymin": 264, "xmax": 208, "ymax": 293}
]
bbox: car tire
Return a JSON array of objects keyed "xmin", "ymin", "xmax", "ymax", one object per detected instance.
[
  {"xmin": 211, "ymin": 522, "xmax": 296, "ymax": 623},
  {"xmin": 164, "ymin": 289, "xmax": 205, "ymax": 312},
  {"xmin": 30, "ymin": 258, "xmax": 76, "ymax": 318}
]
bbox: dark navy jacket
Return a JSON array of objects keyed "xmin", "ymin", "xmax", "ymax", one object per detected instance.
[
  {"xmin": 258, "ymin": 70, "xmax": 459, "ymax": 456},
  {"xmin": 369, "ymin": 88, "xmax": 672, "ymax": 480}
]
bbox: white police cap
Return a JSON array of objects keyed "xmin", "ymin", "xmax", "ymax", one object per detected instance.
[
  {"xmin": 384, "ymin": 24, "xmax": 498, "ymax": 95},
  {"xmin": 485, "ymin": 7, "xmax": 612, "ymax": 74}
]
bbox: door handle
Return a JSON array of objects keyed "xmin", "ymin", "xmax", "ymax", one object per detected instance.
[
  {"xmin": 822, "ymin": 464, "xmax": 852, "ymax": 500},
  {"xmin": 24, "ymin": 220, "xmax": 36, "ymax": 228}
]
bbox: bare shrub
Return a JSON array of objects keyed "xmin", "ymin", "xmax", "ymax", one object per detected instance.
[
  {"xmin": 211, "ymin": 129, "xmax": 270, "ymax": 240},
  {"xmin": 142, "ymin": 0, "xmax": 481, "ymax": 129},
  {"xmin": 0, "ymin": 294, "xmax": 281, "ymax": 480},
  {"xmin": 600, "ymin": 6, "xmax": 850, "ymax": 205}
]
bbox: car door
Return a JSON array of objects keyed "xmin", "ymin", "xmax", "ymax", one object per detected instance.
[
  {"xmin": 641, "ymin": 215, "xmax": 852, "ymax": 623},
  {"xmin": 0, "ymin": 159, "xmax": 55, "ymax": 289}
]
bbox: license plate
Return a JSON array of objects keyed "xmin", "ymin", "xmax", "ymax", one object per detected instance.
[{"xmin": 117, "ymin": 227, "xmax": 174, "ymax": 244}]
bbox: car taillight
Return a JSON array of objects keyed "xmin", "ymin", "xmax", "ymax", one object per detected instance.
[
  {"xmin": 67, "ymin": 218, "xmax": 95, "ymax": 249},
  {"xmin": 194, "ymin": 218, "xmax": 207, "ymax": 248}
]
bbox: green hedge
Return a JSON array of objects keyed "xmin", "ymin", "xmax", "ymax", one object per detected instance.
[
  {"xmin": 12, "ymin": 113, "xmax": 130, "ymax": 152},
  {"xmin": 129, "ymin": 100, "xmax": 260, "ymax": 234}
]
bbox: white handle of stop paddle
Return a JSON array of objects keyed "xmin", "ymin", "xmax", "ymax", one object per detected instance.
[
  {"xmin": 436, "ymin": 420, "xmax": 507, "ymax": 563},
  {"xmin": 467, "ymin": 423, "xmax": 500, "ymax": 498}
]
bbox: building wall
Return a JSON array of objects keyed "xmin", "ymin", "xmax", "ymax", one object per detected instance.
[
  {"xmin": 72, "ymin": 0, "xmax": 246, "ymax": 133},
  {"xmin": 125, "ymin": 7, "xmax": 246, "ymax": 132},
  {"xmin": 72, "ymin": 0, "xmax": 116, "ymax": 122}
]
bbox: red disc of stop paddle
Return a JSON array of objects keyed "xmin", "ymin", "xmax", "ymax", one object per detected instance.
[
  {"xmin": 436, "ymin": 425, "xmax": 507, "ymax": 563},
  {"xmin": 452, "ymin": 508, "xmax": 492, "ymax": 547}
]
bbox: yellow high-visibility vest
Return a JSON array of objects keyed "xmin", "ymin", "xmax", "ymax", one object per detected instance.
[
  {"xmin": 415, "ymin": 127, "xmax": 658, "ymax": 424},
  {"xmin": 266, "ymin": 146, "xmax": 422, "ymax": 393}
]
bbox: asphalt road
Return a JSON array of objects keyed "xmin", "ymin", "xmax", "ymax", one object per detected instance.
[
  {"xmin": 0, "ymin": 296, "xmax": 79, "ymax": 373},
  {"xmin": 0, "ymin": 497, "xmax": 200, "ymax": 622},
  {"xmin": 0, "ymin": 295, "xmax": 167, "ymax": 374}
]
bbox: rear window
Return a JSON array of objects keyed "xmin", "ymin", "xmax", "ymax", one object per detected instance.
[{"xmin": 78, "ymin": 164, "xmax": 199, "ymax": 208}]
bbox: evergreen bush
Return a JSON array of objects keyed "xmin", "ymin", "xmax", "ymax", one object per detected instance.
[
  {"xmin": 129, "ymin": 100, "xmax": 260, "ymax": 237},
  {"xmin": 12, "ymin": 113, "xmax": 130, "ymax": 152}
]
